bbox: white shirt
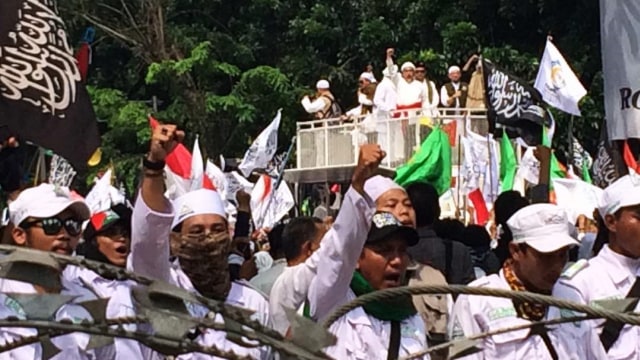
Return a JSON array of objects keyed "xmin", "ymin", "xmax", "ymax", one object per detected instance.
[
  {"xmin": 301, "ymin": 96, "xmax": 328, "ymax": 114},
  {"xmin": 451, "ymin": 270, "xmax": 602, "ymax": 360},
  {"xmin": 440, "ymin": 82, "xmax": 460, "ymax": 108},
  {"xmin": 373, "ymin": 76, "xmax": 397, "ymax": 114},
  {"xmin": 250, "ymin": 258, "xmax": 287, "ymax": 297},
  {"xmin": 419, "ymin": 80, "xmax": 440, "ymax": 118},
  {"xmin": 0, "ymin": 267, "xmax": 143, "ymax": 360},
  {"xmin": 307, "ymin": 188, "xmax": 429, "ymax": 359},
  {"xmin": 129, "ymin": 194, "xmax": 271, "ymax": 359},
  {"xmin": 396, "ymin": 78, "xmax": 425, "ymax": 108},
  {"xmin": 553, "ymin": 245, "xmax": 640, "ymax": 359}
]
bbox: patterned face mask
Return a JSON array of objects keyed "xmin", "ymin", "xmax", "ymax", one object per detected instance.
[{"xmin": 170, "ymin": 231, "xmax": 232, "ymax": 301}]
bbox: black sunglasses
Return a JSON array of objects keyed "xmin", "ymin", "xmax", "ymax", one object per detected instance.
[{"xmin": 21, "ymin": 217, "xmax": 83, "ymax": 236}]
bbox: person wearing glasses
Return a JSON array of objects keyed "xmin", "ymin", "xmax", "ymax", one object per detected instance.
[{"xmin": 5, "ymin": 184, "xmax": 144, "ymax": 359}]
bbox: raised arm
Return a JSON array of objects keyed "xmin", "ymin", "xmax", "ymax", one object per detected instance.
[
  {"xmin": 308, "ymin": 145, "xmax": 383, "ymax": 321},
  {"xmin": 128, "ymin": 124, "xmax": 184, "ymax": 282}
]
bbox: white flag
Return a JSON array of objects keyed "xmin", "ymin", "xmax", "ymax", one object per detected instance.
[
  {"xmin": 84, "ymin": 169, "xmax": 113, "ymax": 215},
  {"xmin": 534, "ymin": 39, "xmax": 587, "ymax": 116},
  {"xmin": 205, "ymin": 160, "xmax": 227, "ymax": 198},
  {"xmin": 552, "ymin": 178, "xmax": 603, "ymax": 224},
  {"xmin": 460, "ymin": 130, "xmax": 499, "ymax": 203},
  {"xmin": 601, "ymin": 0, "xmax": 640, "ymax": 140},
  {"xmin": 250, "ymin": 175, "xmax": 294, "ymax": 229},
  {"xmin": 225, "ymin": 171, "xmax": 254, "ymax": 203},
  {"xmin": 238, "ymin": 110, "xmax": 281, "ymax": 177},
  {"xmin": 190, "ymin": 135, "xmax": 204, "ymax": 191}
]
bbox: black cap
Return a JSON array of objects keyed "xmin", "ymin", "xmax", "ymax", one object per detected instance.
[
  {"xmin": 366, "ymin": 212, "xmax": 419, "ymax": 246},
  {"xmin": 83, "ymin": 203, "xmax": 132, "ymax": 241}
]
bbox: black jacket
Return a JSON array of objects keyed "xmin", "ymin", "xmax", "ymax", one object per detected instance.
[{"xmin": 408, "ymin": 227, "xmax": 476, "ymax": 285}]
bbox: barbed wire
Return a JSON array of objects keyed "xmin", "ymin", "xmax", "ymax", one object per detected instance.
[
  {"xmin": 0, "ymin": 245, "xmax": 332, "ymax": 360},
  {"xmin": 323, "ymin": 285, "xmax": 640, "ymax": 329}
]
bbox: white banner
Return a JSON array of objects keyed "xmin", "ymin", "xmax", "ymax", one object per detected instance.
[
  {"xmin": 601, "ymin": 0, "xmax": 640, "ymax": 140},
  {"xmin": 238, "ymin": 110, "xmax": 281, "ymax": 177}
]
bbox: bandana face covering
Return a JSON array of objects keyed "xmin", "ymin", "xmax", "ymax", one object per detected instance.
[{"xmin": 170, "ymin": 231, "xmax": 232, "ymax": 301}]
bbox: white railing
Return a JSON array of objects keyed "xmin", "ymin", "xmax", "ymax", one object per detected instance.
[{"xmin": 295, "ymin": 108, "xmax": 489, "ymax": 170}]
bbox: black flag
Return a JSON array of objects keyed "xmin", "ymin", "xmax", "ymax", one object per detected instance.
[
  {"xmin": 592, "ymin": 119, "xmax": 625, "ymax": 189},
  {"xmin": 0, "ymin": 0, "xmax": 100, "ymax": 171},
  {"xmin": 483, "ymin": 59, "xmax": 546, "ymax": 146}
]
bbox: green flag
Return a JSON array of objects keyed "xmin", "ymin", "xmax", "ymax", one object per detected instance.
[
  {"xmin": 582, "ymin": 161, "xmax": 593, "ymax": 184},
  {"xmin": 394, "ymin": 126, "xmax": 452, "ymax": 195},
  {"xmin": 499, "ymin": 130, "xmax": 517, "ymax": 192}
]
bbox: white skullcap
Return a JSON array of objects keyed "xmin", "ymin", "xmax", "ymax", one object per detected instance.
[
  {"xmin": 9, "ymin": 184, "xmax": 90, "ymax": 226},
  {"xmin": 316, "ymin": 79, "xmax": 330, "ymax": 89},
  {"xmin": 359, "ymin": 72, "xmax": 376, "ymax": 83},
  {"xmin": 364, "ymin": 175, "xmax": 405, "ymax": 202},
  {"xmin": 254, "ymin": 251, "xmax": 274, "ymax": 274},
  {"xmin": 448, "ymin": 66, "xmax": 461, "ymax": 74},
  {"xmin": 401, "ymin": 62, "xmax": 416, "ymax": 71},
  {"xmin": 171, "ymin": 189, "xmax": 226, "ymax": 230}
]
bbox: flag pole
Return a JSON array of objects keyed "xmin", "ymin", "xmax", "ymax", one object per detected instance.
[
  {"xmin": 568, "ymin": 115, "xmax": 575, "ymax": 171},
  {"xmin": 256, "ymin": 136, "xmax": 297, "ymax": 228}
]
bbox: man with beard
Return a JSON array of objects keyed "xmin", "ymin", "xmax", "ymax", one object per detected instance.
[
  {"xmin": 451, "ymin": 203, "xmax": 602, "ymax": 359},
  {"xmin": 129, "ymin": 123, "xmax": 270, "ymax": 359},
  {"xmin": 7, "ymin": 184, "xmax": 143, "ymax": 359}
]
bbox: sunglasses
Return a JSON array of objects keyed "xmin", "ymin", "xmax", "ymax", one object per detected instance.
[{"xmin": 21, "ymin": 217, "xmax": 83, "ymax": 236}]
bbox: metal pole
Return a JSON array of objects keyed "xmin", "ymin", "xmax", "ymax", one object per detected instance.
[{"xmin": 568, "ymin": 115, "xmax": 575, "ymax": 170}]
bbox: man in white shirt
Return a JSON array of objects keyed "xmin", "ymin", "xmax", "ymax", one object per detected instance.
[
  {"xmin": 415, "ymin": 61, "xmax": 440, "ymax": 119},
  {"xmin": 440, "ymin": 65, "xmax": 468, "ymax": 111},
  {"xmin": 451, "ymin": 203, "xmax": 603, "ymax": 360},
  {"xmin": 553, "ymin": 175, "xmax": 640, "ymax": 358},
  {"xmin": 7, "ymin": 184, "xmax": 143, "ymax": 359},
  {"xmin": 269, "ymin": 217, "xmax": 327, "ymax": 335},
  {"xmin": 300, "ymin": 79, "xmax": 342, "ymax": 167},
  {"xmin": 308, "ymin": 144, "xmax": 430, "ymax": 359},
  {"xmin": 129, "ymin": 123, "xmax": 271, "ymax": 359}
]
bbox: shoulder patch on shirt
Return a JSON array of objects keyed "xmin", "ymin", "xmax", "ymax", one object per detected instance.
[{"xmin": 561, "ymin": 259, "xmax": 589, "ymax": 279}]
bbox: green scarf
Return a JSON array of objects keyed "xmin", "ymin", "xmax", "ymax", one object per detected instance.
[
  {"xmin": 349, "ymin": 271, "xmax": 417, "ymax": 322},
  {"xmin": 302, "ymin": 272, "xmax": 417, "ymax": 322}
]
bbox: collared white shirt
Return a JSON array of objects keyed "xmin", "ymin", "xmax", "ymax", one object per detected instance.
[
  {"xmin": 0, "ymin": 266, "xmax": 143, "ymax": 360},
  {"xmin": 129, "ymin": 194, "xmax": 271, "ymax": 359},
  {"xmin": 307, "ymin": 188, "xmax": 429, "ymax": 359},
  {"xmin": 451, "ymin": 270, "xmax": 602, "ymax": 360},
  {"xmin": 373, "ymin": 77, "xmax": 398, "ymax": 114},
  {"xmin": 419, "ymin": 80, "xmax": 440, "ymax": 118},
  {"xmin": 553, "ymin": 244, "xmax": 640, "ymax": 359}
]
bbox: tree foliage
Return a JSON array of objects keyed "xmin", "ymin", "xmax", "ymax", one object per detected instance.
[{"xmin": 57, "ymin": 0, "xmax": 604, "ymax": 192}]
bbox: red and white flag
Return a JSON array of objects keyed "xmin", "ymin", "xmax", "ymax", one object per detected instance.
[
  {"xmin": 250, "ymin": 175, "xmax": 294, "ymax": 229},
  {"xmin": 149, "ymin": 116, "xmax": 214, "ymax": 199}
]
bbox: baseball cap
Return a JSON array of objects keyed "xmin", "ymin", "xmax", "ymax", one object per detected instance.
[
  {"xmin": 171, "ymin": 188, "xmax": 226, "ymax": 230},
  {"xmin": 364, "ymin": 175, "xmax": 404, "ymax": 202},
  {"xmin": 367, "ymin": 212, "xmax": 418, "ymax": 246},
  {"xmin": 9, "ymin": 184, "xmax": 90, "ymax": 226},
  {"xmin": 598, "ymin": 175, "xmax": 640, "ymax": 217},
  {"xmin": 507, "ymin": 203, "xmax": 578, "ymax": 253},
  {"xmin": 83, "ymin": 203, "xmax": 132, "ymax": 241},
  {"xmin": 316, "ymin": 79, "xmax": 330, "ymax": 90}
]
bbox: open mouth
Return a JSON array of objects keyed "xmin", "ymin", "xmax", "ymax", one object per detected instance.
[
  {"xmin": 383, "ymin": 273, "xmax": 402, "ymax": 286},
  {"xmin": 52, "ymin": 245, "xmax": 71, "ymax": 255},
  {"xmin": 115, "ymin": 245, "xmax": 128, "ymax": 255}
]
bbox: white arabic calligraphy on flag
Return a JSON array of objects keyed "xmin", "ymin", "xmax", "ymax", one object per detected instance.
[{"xmin": 0, "ymin": 0, "xmax": 81, "ymax": 117}]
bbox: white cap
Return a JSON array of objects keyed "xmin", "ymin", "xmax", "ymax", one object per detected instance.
[
  {"xmin": 9, "ymin": 184, "xmax": 90, "ymax": 226},
  {"xmin": 359, "ymin": 72, "xmax": 376, "ymax": 83},
  {"xmin": 316, "ymin": 79, "xmax": 330, "ymax": 89},
  {"xmin": 171, "ymin": 189, "xmax": 226, "ymax": 230},
  {"xmin": 598, "ymin": 175, "xmax": 640, "ymax": 217},
  {"xmin": 507, "ymin": 203, "xmax": 578, "ymax": 253},
  {"xmin": 448, "ymin": 66, "xmax": 461, "ymax": 74},
  {"xmin": 400, "ymin": 62, "xmax": 416, "ymax": 71},
  {"xmin": 364, "ymin": 175, "xmax": 405, "ymax": 202}
]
